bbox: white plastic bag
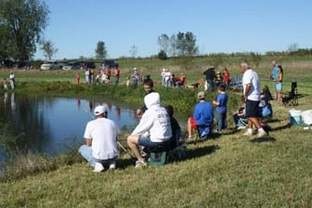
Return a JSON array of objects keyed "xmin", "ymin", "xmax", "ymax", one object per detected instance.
[{"xmin": 301, "ymin": 110, "xmax": 312, "ymax": 125}]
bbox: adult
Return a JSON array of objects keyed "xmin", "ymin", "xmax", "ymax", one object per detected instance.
[
  {"xmin": 127, "ymin": 92, "xmax": 172, "ymax": 168},
  {"xmin": 79, "ymin": 105, "xmax": 119, "ymax": 172},
  {"xmin": 203, "ymin": 67, "xmax": 216, "ymax": 92},
  {"xmin": 222, "ymin": 67, "xmax": 231, "ymax": 87},
  {"xmin": 114, "ymin": 65, "xmax": 120, "ymax": 85},
  {"xmin": 241, "ymin": 62, "xmax": 266, "ymax": 138},
  {"xmin": 271, "ymin": 61, "xmax": 283, "ymax": 102},
  {"xmin": 2, "ymin": 78, "xmax": 8, "ymax": 90},
  {"xmin": 131, "ymin": 68, "xmax": 140, "ymax": 87},
  {"xmin": 161, "ymin": 68, "xmax": 166, "ymax": 86},
  {"xmin": 9, "ymin": 71, "xmax": 15, "ymax": 90},
  {"xmin": 143, "ymin": 79, "xmax": 154, "ymax": 95},
  {"xmin": 84, "ymin": 69, "xmax": 90, "ymax": 84},
  {"xmin": 193, "ymin": 91, "xmax": 214, "ymax": 139},
  {"xmin": 75, "ymin": 72, "xmax": 80, "ymax": 85},
  {"xmin": 164, "ymin": 69, "xmax": 172, "ymax": 87}
]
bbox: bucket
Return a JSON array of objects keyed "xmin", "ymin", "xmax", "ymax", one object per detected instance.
[
  {"xmin": 288, "ymin": 109, "xmax": 302, "ymax": 126},
  {"xmin": 302, "ymin": 110, "xmax": 312, "ymax": 125}
]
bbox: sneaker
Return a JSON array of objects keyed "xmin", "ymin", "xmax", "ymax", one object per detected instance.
[
  {"xmin": 237, "ymin": 125, "xmax": 246, "ymax": 130},
  {"xmin": 93, "ymin": 162, "xmax": 104, "ymax": 172},
  {"xmin": 108, "ymin": 162, "xmax": 116, "ymax": 170},
  {"xmin": 135, "ymin": 160, "xmax": 147, "ymax": 168},
  {"xmin": 256, "ymin": 128, "xmax": 267, "ymax": 138},
  {"xmin": 243, "ymin": 128, "xmax": 253, "ymax": 136}
]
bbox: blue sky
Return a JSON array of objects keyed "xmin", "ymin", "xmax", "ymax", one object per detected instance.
[{"xmin": 35, "ymin": 0, "xmax": 312, "ymax": 59}]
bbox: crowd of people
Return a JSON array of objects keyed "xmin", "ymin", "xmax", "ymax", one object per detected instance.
[
  {"xmin": 160, "ymin": 68, "xmax": 187, "ymax": 88},
  {"xmin": 78, "ymin": 61, "xmax": 283, "ymax": 172},
  {"xmin": 81, "ymin": 64, "xmax": 120, "ymax": 86}
]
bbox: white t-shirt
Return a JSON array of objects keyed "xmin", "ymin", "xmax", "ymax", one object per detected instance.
[
  {"xmin": 83, "ymin": 117, "xmax": 119, "ymax": 160},
  {"xmin": 242, "ymin": 69, "xmax": 261, "ymax": 101},
  {"xmin": 164, "ymin": 71, "xmax": 171, "ymax": 81}
]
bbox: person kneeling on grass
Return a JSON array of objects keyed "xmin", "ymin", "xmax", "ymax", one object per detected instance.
[
  {"xmin": 193, "ymin": 91, "xmax": 214, "ymax": 139},
  {"xmin": 127, "ymin": 92, "xmax": 172, "ymax": 168},
  {"xmin": 79, "ymin": 105, "xmax": 119, "ymax": 172}
]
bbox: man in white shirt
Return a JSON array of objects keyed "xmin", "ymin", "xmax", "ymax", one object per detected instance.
[
  {"xmin": 241, "ymin": 62, "xmax": 267, "ymax": 138},
  {"xmin": 127, "ymin": 92, "xmax": 172, "ymax": 168},
  {"xmin": 79, "ymin": 104, "xmax": 119, "ymax": 172}
]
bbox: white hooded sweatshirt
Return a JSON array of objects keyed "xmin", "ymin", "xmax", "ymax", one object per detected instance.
[{"xmin": 131, "ymin": 92, "xmax": 172, "ymax": 142}]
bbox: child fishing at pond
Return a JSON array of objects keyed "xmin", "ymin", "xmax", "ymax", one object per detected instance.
[{"xmin": 213, "ymin": 84, "xmax": 228, "ymax": 133}]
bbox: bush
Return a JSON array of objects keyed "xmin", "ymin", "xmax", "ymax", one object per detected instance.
[{"xmin": 158, "ymin": 50, "xmax": 168, "ymax": 60}]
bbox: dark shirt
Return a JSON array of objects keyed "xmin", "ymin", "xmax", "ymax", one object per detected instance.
[{"xmin": 203, "ymin": 68, "xmax": 216, "ymax": 81}]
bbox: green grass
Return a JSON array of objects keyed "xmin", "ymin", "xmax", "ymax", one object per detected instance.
[{"xmin": 0, "ymin": 56, "xmax": 312, "ymax": 207}]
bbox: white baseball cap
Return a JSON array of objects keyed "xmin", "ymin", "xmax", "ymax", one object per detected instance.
[{"xmin": 94, "ymin": 104, "xmax": 108, "ymax": 116}]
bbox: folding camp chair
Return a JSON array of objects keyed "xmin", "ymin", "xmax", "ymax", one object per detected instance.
[{"xmin": 282, "ymin": 81, "xmax": 298, "ymax": 106}]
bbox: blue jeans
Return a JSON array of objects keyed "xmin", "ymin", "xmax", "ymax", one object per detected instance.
[
  {"xmin": 78, "ymin": 145, "xmax": 116, "ymax": 168},
  {"xmin": 197, "ymin": 125, "xmax": 212, "ymax": 139},
  {"xmin": 215, "ymin": 111, "xmax": 227, "ymax": 130}
]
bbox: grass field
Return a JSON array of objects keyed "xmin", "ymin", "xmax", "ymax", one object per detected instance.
[{"xmin": 0, "ymin": 56, "xmax": 312, "ymax": 207}]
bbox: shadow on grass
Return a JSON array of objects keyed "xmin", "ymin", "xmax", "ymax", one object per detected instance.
[
  {"xmin": 116, "ymin": 144, "xmax": 220, "ymax": 169},
  {"xmin": 266, "ymin": 118, "xmax": 281, "ymax": 123},
  {"xmin": 271, "ymin": 123, "xmax": 291, "ymax": 131},
  {"xmin": 183, "ymin": 144, "xmax": 219, "ymax": 161},
  {"xmin": 250, "ymin": 136, "xmax": 276, "ymax": 143}
]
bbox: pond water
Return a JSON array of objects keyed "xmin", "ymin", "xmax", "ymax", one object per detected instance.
[{"xmin": 0, "ymin": 92, "xmax": 140, "ymax": 162}]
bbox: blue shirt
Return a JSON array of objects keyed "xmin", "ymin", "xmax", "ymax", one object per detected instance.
[
  {"xmin": 271, "ymin": 64, "xmax": 279, "ymax": 81},
  {"xmin": 215, "ymin": 93, "xmax": 228, "ymax": 113},
  {"xmin": 193, "ymin": 101, "xmax": 214, "ymax": 126}
]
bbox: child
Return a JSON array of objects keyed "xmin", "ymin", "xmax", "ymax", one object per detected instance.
[
  {"xmin": 213, "ymin": 84, "xmax": 228, "ymax": 133},
  {"xmin": 233, "ymin": 96, "xmax": 248, "ymax": 129}
]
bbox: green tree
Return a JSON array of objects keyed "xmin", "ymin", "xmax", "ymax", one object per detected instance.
[
  {"xmin": 157, "ymin": 50, "xmax": 168, "ymax": 60},
  {"xmin": 169, "ymin": 34, "xmax": 177, "ymax": 57},
  {"xmin": 175, "ymin": 32, "xmax": 198, "ymax": 56},
  {"xmin": 158, "ymin": 34, "xmax": 170, "ymax": 55},
  {"xmin": 40, "ymin": 40, "xmax": 57, "ymax": 60},
  {"xmin": 0, "ymin": 0, "xmax": 49, "ymax": 61},
  {"xmin": 95, "ymin": 41, "xmax": 107, "ymax": 60}
]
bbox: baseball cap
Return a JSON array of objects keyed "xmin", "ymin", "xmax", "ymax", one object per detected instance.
[{"xmin": 94, "ymin": 104, "xmax": 108, "ymax": 116}]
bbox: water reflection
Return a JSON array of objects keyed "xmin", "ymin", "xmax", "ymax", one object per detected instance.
[{"xmin": 0, "ymin": 93, "xmax": 139, "ymax": 159}]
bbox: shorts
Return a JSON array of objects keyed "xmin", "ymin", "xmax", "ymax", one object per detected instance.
[
  {"xmin": 275, "ymin": 82, "xmax": 283, "ymax": 92},
  {"xmin": 245, "ymin": 100, "xmax": 260, "ymax": 118},
  {"xmin": 138, "ymin": 136, "xmax": 168, "ymax": 149},
  {"xmin": 188, "ymin": 116, "xmax": 197, "ymax": 129}
]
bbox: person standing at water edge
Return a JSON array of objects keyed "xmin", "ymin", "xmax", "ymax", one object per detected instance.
[
  {"xmin": 79, "ymin": 105, "xmax": 119, "ymax": 172},
  {"xmin": 127, "ymin": 92, "xmax": 172, "ymax": 168},
  {"xmin": 241, "ymin": 62, "xmax": 267, "ymax": 138},
  {"xmin": 9, "ymin": 71, "xmax": 15, "ymax": 90}
]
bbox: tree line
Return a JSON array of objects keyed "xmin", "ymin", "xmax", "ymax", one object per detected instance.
[
  {"xmin": 0, "ymin": 0, "xmax": 49, "ymax": 62},
  {"xmin": 157, "ymin": 32, "xmax": 198, "ymax": 59}
]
